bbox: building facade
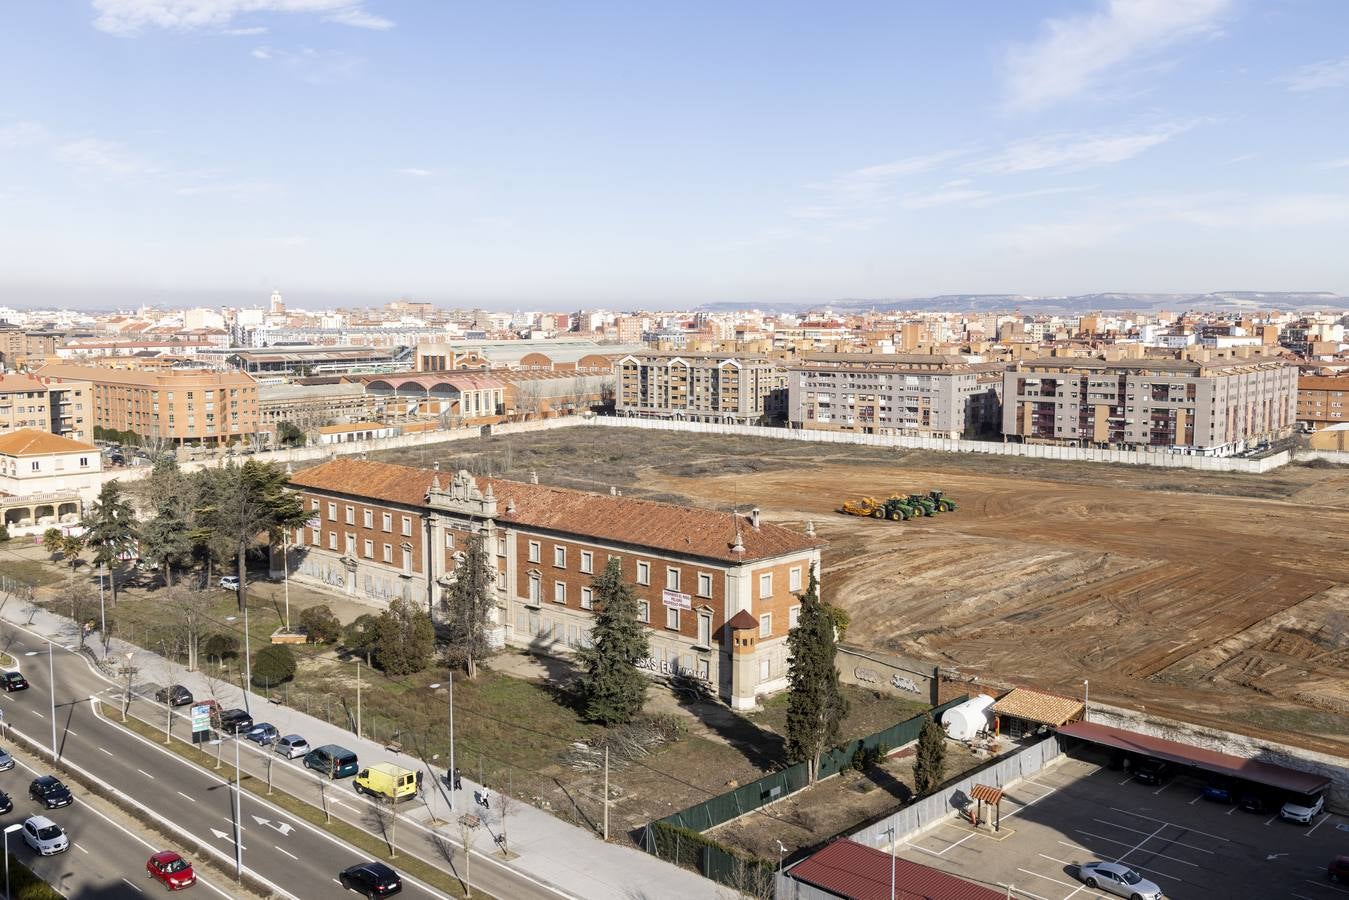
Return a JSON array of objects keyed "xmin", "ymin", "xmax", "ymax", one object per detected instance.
[
  {"xmin": 258, "ymin": 381, "xmax": 375, "ymax": 435},
  {"xmin": 0, "ymin": 373, "xmax": 93, "ymax": 443},
  {"xmin": 1296, "ymin": 375, "xmax": 1349, "ymax": 428},
  {"xmin": 0, "ymin": 429, "xmax": 101, "ymax": 534},
  {"xmin": 286, "ymin": 459, "xmax": 823, "ymax": 709},
  {"xmin": 787, "ymin": 353, "xmax": 1003, "ymax": 438},
  {"xmin": 38, "ymin": 364, "xmax": 260, "ymax": 446},
  {"xmin": 616, "ymin": 353, "xmax": 786, "ymax": 424},
  {"xmin": 1001, "ymin": 357, "xmax": 1296, "ymax": 454}
]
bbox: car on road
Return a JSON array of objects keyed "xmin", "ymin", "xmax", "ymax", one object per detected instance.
[
  {"xmin": 217, "ymin": 709, "xmax": 253, "ymax": 734},
  {"xmin": 244, "ymin": 723, "xmax": 279, "ymax": 745},
  {"xmin": 1132, "ymin": 758, "xmax": 1170, "ymax": 786},
  {"xmin": 29, "ymin": 775, "xmax": 73, "ymax": 809},
  {"xmin": 1331, "ymin": 856, "xmax": 1349, "ymax": 883},
  {"xmin": 1280, "ymin": 792, "xmax": 1325, "ymax": 825},
  {"xmin": 218, "ymin": 575, "xmax": 239, "ymax": 591},
  {"xmin": 155, "ymin": 685, "xmax": 194, "ymax": 707},
  {"xmin": 0, "ymin": 747, "xmax": 14, "ymax": 771},
  {"xmin": 1, "ymin": 671, "xmax": 28, "ymax": 692},
  {"xmin": 338, "ymin": 861, "xmax": 402, "ymax": 897},
  {"xmin": 21, "ymin": 816, "xmax": 69, "ymax": 856},
  {"xmin": 1202, "ymin": 776, "xmax": 1235, "ymax": 803},
  {"xmin": 275, "ymin": 734, "xmax": 310, "ymax": 759},
  {"xmin": 0, "ymin": 790, "xmax": 11, "ymax": 814},
  {"xmin": 147, "ymin": 850, "xmax": 197, "ymax": 890},
  {"xmin": 1077, "ymin": 862, "xmax": 1163, "ymax": 900}
]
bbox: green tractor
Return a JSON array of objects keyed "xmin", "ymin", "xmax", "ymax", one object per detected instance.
[
  {"xmin": 906, "ymin": 493, "xmax": 939, "ymax": 516},
  {"xmin": 928, "ymin": 490, "xmax": 957, "ymax": 512},
  {"xmin": 881, "ymin": 495, "xmax": 922, "ymax": 521}
]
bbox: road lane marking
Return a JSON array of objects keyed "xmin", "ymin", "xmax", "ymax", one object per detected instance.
[
  {"xmin": 1306, "ymin": 815, "xmax": 1332, "ymax": 836},
  {"xmin": 121, "ymin": 877, "xmax": 144, "ymax": 892},
  {"xmin": 1264, "ymin": 814, "xmax": 1279, "ymax": 826},
  {"xmin": 74, "ymin": 843, "xmax": 89, "ymax": 854},
  {"xmin": 1307, "ymin": 879, "xmax": 1349, "ymax": 896},
  {"xmin": 176, "ymin": 791, "xmax": 196, "ymax": 802},
  {"xmin": 137, "ymin": 768, "xmax": 154, "ymax": 779},
  {"xmin": 1090, "ymin": 818, "xmax": 1214, "ymax": 853},
  {"xmin": 1118, "ymin": 774, "xmax": 1134, "ymax": 785},
  {"xmin": 98, "ymin": 747, "xmax": 113, "ymax": 756},
  {"xmin": 1106, "ymin": 807, "xmax": 1230, "ymax": 841},
  {"xmin": 1073, "ymin": 830, "xmax": 1195, "ymax": 871},
  {"xmin": 1152, "ymin": 781, "xmax": 1172, "ymax": 795},
  {"xmin": 1189, "ymin": 792, "xmax": 1204, "ymax": 805},
  {"xmin": 275, "ymin": 845, "xmax": 299, "ymax": 860},
  {"xmin": 30, "ymin": 710, "xmax": 43, "ymax": 718}
]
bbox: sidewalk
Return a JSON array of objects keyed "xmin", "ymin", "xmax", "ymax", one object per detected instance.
[{"xmin": 2, "ymin": 603, "xmax": 721, "ymax": 900}]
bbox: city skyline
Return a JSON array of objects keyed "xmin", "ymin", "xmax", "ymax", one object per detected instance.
[{"xmin": 3, "ymin": 1, "xmax": 1349, "ymax": 308}]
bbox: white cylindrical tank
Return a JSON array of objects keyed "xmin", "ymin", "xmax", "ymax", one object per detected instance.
[{"xmin": 941, "ymin": 695, "xmax": 996, "ymax": 742}]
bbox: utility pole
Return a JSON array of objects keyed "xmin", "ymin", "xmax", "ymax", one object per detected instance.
[
  {"xmin": 448, "ymin": 670, "xmax": 455, "ymax": 811},
  {"xmin": 97, "ymin": 566, "xmax": 107, "ymax": 656},
  {"xmin": 282, "ymin": 529, "xmax": 291, "ymax": 631},
  {"xmin": 602, "ymin": 745, "xmax": 609, "ymax": 841},
  {"xmin": 47, "ymin": 641, "xmax": 56, "ymax": 759},
  {"xmin": 241, "ymin": 598, "xmax": 252, "ymax": 715},
  {"xmin": 356, "ymin": 658, "xmax": 362, "ymax": 739},
  {"xmin": 233, "ymin": 735, "xmax": 243, "ymax": 879}
]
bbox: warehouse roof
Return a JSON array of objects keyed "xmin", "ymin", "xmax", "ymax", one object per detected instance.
[
  {"xmin": 787, "ymin": 839, "xmax": 1003, "ymax": 900},
  {"xmin": 991, "ymin": 688, "xmax": 1084, "ymax": 727}
]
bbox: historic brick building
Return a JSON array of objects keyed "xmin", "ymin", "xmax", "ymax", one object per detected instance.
[{"xmin": 286, "ymin": 458, "xmax": 823, "ymax": 708}]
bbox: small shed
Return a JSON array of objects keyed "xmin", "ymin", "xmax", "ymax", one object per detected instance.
[{"xmin": 990, "ymin": 688, "xmax": 1084, "ymax": 739}]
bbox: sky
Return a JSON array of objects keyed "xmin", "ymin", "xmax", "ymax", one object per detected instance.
[{"xmin": 2, "ymin": 0, "xmax": 1349, "ymax": 309}]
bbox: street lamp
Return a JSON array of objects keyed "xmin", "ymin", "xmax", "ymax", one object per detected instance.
[
  {"xmin": 1083, "ymin": 679, "xmax": 1089, "ymax": 723},
  {"xmin": 95, "ymin": 564, "xmax": 108, "ymax": 655},
  {"xmin": 4, "ymin": 821, "xmax": 24, "ymax": 900},
  {"xmin": 448, "ymin": 670, "xmax": 455, "ymax": 811},
  {"xmin": 775, "ymin": 839, "xmax": 786, "ymax": 878},
  {"xmin": 233, "ymin": 733, "xmax": 243, "ymax": 878},
  {"xmin": 122, "ymin": 651, "xmax": 135, "ymax": 723}
]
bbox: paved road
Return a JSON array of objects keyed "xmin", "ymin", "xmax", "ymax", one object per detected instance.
[{"xmin": 0, "ymin": 622, "xmax": 558, "ymax": 900}]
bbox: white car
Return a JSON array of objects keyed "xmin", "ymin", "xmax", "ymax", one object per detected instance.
[
  {"xmin": 1280, "ymin": 793, "xmax": 1324, "ymax": 824},
  {"xmin": 1078, "ymin": 861, "xmax": 1162, "ymax": 900},
  {"xmin": 22, "ymin": 816, "xmax": 69, "ymax": 856},
  {"xmin": 219, "ymin": 575, "xmax": 240, "ymax": 591}
]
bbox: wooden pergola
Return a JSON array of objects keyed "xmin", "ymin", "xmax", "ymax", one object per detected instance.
[{"xmin": 970, "ymin": 783, "xmax": 1005, "ymax": 832}]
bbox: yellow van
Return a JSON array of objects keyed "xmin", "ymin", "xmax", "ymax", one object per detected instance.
[{"xmin": 354, "ymin": 763, "xmax": 418, "ymax": 802}]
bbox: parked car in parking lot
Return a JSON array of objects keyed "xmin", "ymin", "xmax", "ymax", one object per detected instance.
[
  {"xmin": 1132, "ymin": 758, "xmax": 1170, "ymax": 785},
  {"xmin": 275, "ymin": 734, "xmax": 310, "ymax": 759},
  {"xmin": 217, "ymin": 709, "xmax": 253, "ymax": 734},
  {"xmin": 0, "ymin": 790, "xmax": 11, "ymax": 814},
  {"xmin": 0, "ymin": 747, "xmax": 14, "ymax": 771},
  {"xmin": 22, "ymin": 816, "xmax": 68, "ymax": 856},
  {"xmin": 29, "ymin": 775, "xmax": 73, "ymax": 809},
  {"xmin": 219, "ymin": 575, "xmax": 239, "ymax": 591},
  {"xmin": 1078, "ymin": 862, "xmax": 1163, "ymax": 900},
  {"xmin": 1202, "ymin": 776, "xmax": 1235, "ymax": 803},
  {"xmin": 1, "ymin": 671, "xmax": 29, "ymax": 692},
  {"xmin": 1238, "ymin": 790, "xmax": 1272, "ymax": 814},
  {"xmin": 1280, "ymin": 792, "xmax": 1325, "ymax": 825},
  {"xmin": 245, "ymin": 723, "xmax": 279, "ymax": 745}
]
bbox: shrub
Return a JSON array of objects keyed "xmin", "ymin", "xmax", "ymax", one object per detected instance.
[
  {"xmin": 297, "ymin": 604, "xmax": 341, "ymax": 643},
  {"xmin": 343, "ymin": 613, "xmax": 379, "ymax": 663},
  {"xmin": 251, "ymin": 644, "xmax": 297, "ymax": 688},
  {"xmin": 0, "ymin": 523, "xmax": 9, "ymax": 543},
  {"xmin": 201, "ymin": 632, "xmax": 239, "ymax": 662}
]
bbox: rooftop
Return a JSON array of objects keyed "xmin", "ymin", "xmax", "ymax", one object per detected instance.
[
  {"xmin": 990, "ymin": 688, "xmax": 1084, "ymax": 727},
  {"xmin": 0, "ymin": 428, "xmax": 98, "ymax": 457},
  {"xmin": 787, "ymin": 839, "xmax": 1003, "ymax": 900}
]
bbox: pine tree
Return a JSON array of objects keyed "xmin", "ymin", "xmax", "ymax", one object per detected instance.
[
  {"xmin": 442, "ymin": 533, "xmax": 496, "ymax": 678},
  {"xmin": 138, "ymin": 494, "xmax": 194, "ymax": 586},
  {"xmin": 784, "ymin": 564, "xmax": 848, "ymax": 783},
  {"xmin": 373, "ymin": 598, "xmax": 435, "ymax": 676},
  {"xmin": 197, "ymin": 461, "xmax": 307, "ymax": 613},
  {"xmin": 912, "ymin": 713, "xmax": 947, "ymax": 796},
  {"xmin": 83, "ymin": 480, "xmax": 136, "ymax": 606},
  {"xmin": 576, "ymin": 558, "xmax": 650, "ymax": 726}
]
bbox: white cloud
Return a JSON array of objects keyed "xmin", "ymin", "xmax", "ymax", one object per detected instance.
[
  {"xmin": 899, "ymin": 189, "xmax": 991, "ymax": 210},
  {"xmin": 91, "ymin": 1, "xmax": 393, "ymax": 35},
  {"xmin": 250, "ymin": 45, "xmax": 364, "ymax": 84},
  {"xmin": 395, "ymin": 167, "xmax": 433, "ymax": 177},
  {"xmin": 1281, "ymin": 57, "xmax": 1349, "ymax": 92},
  {"xmin": 223, "ymin": 25, "xmax": 268, "ymax": 35},
  {"xmin": 0, "ymin": 122, "xmax": 48, "ymax": 149},
  {"xmin": 55, "ymin": 138, "xmax": 157, "ymax": 177},
  {"xmin": 1325, "ymin": 158, "xmax": 1349, "ymax": 170},
  {"xmin": 1004, "ymin": 0, "xmax": 1229, "ymax": 111},
  {"xmin": 251, "ymin": 46, "xmax": 272, "ymax": 59},
  {"xmin": 975, "ymin": 124, "xmax": 1191, "ymax": 174}
]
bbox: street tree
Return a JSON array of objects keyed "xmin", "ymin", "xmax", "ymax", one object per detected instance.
[
  {"xmin": 138, "ymin": 494, "xmax": 194, "ymax": 586},
  {"xmin": 373, "ymin": 598, "xmax": 435, "ymax": 676},
  {"xmin": 297, "ymin": 604, "xmax": 341, "ymax": 644},
  {"xmin": 276, "ymin": 421, "xmax": 306, "ymax": 447},
  {"xmin": 441, "ymin": 533, "xmax": 496, "ymax": 679},
  {"xmin": 196, "ymin": 461, "xmax": 306, "ymax": 613},
  {"xmin": 343, "ymin": 614, "xmax": 380, "ymax": 665},
  {"xmin": 83, "ymin": 480, "xmax": 137, "ymax": 607},
  {"xmin": 166, "ymin": 586, "xmax": 216, "ymax": 671},
  {"xmin": 575, "ymin": 559, "xmax": 649, "ymax": 726},
  {"xmin": 52, "ymin": 579, "xmax": 99, "ymax": 650},
  {"xmin": 783, "ymin": 564, "xmax": 848, "ymax": 784},
  {"xmin": 913, "ymin": 713, "xmax": 947, "ymax": 796}
]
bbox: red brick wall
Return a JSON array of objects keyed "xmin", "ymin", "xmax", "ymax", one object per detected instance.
[{"xmin": 297, "ymin": 491, "xmax": 425, "ymax": 576}]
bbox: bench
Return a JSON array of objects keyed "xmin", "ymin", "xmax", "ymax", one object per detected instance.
[{"xmin": 384, "ymin": 740, "xmax": 403, "ymax": 754}]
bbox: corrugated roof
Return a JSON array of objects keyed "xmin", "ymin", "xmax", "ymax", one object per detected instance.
[
  {"xmin": 991, "ymin": 688, "xmax": 1084, "ymax": 727},
  {"xmin": 289, "ymin": 458, "xmax": 823, "ymax": 563},
  {"xmin": 0, "ymin": 428, "xmax": 97, "ymax": 456},
  {"xmin": 1056, "ymin": 721, "xmax": 1331, "ymax": 795},
  {"xmin": 788, "ymin": 839, "xmax": 1003, "ymax": 900}
]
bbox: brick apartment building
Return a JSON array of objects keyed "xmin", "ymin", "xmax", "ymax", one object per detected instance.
[
  {"xmin": 787, "ymin": 353, "xmax": 1003, "ymax": 438},
  {"xmin": 0, "ymin": 329, "xmax": 62, "ymax": 368},
  {"xmin": 1296, "ymin": 374, "xmax": 1349, "ymax": 428},
  {"xmin": 287, "ymin": 459, "xmax": 823, "ymax": 708},
  {"xmin": 37, "ymin": 363, "xmax": 260, "ymax": 446},
  {"xmin": 0, "ymin": 373, "xmax": 93, "ymax": 443},
  {"xmin": 616, "ymin": 352, "xmax": 787, "ymax": 424},
  {"xmin": 1001, "ymin": 356, "xmax": 1296, "ymax": 454}
]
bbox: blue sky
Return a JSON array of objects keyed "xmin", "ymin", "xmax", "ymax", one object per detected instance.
[{"xmin": 2, "ymin": 0, "xmax": 1348, "ymax": 309}]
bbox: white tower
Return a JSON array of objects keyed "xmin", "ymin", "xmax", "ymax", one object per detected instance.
[{"xmin": 269, "ymin": 289, "xmax": 285, "ymax": 315}]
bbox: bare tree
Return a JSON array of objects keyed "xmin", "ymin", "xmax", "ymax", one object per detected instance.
[
  {"xmin": 165, "ymin": 586, "xmax": 214, "ymax": 671},
  {"xmin": 364, "ymin": 794, "xmax": 398, "ymax": 859},
  {"xmin": 263, "ymin": 734, "xmax": 279, "ymax": 795},
  {"xmin": 458, "ymin": 816, "xmax": 479, "ymax": 899}
]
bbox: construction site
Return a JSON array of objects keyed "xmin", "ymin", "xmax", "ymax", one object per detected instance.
[{"xmin": 382, "ymin": 424, "xmax": 1349, "ymax": 760}]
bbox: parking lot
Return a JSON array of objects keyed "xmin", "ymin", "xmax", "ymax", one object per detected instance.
[{"xmin": 897, "ymin": 750, "xmax": 1347, "ymax": 900}]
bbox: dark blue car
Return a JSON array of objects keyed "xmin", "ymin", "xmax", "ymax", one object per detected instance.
[
  {"xmin": 1203, "ymin": 777, "xmax": 1235, "ymax": 803},
  {"xmin": 244, "ymin": 723, "xmax": 279, "ymax": 745}
]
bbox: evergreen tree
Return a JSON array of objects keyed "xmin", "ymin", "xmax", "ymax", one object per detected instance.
[
  {"xmin": 441, "ymin": 533, "xmax": 496, "ymax": 678},
  {"xmin": 138, "ymin": 494, "xmax": 194, "ymax": 586},
  {"xmin": 197, "ymin": 461, "xmax": 306, "ymax": 613},
  {"xmin": 373, "ymin": 598, "xmax": 435, "ymax": 676},
  {"xmin": 82, "ymin": 480, "xmax": 136, "ymax": 606},
  {"xmin": 912, "ymin": 713, "xmax": 947, "ymax": 796},
  {"xmin": 575, "ymin": 558, "xmax": 650, "ymax": 726},
  {"xmin": 784, "ymin": 564, "xmax": 848, "ymax": 783}
]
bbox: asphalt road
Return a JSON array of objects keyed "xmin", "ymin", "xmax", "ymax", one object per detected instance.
[{"xmin": 0, "ymin": 621, "xmax": 558, "ymax": 900}]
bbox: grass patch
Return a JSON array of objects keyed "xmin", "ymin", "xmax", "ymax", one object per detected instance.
[
  {"xmin": 0, "ymin": 558, "xmax": 64, "ymax": 589},
  {"xmin": 105, "ymin": 703, "xmax": 474, "ymax": 899},
  {"xmin": 2, "ymin": 854, "xmax": 63, "ymax": 899},
  {"xmin": 749, "ymin": 684, "xmax": 930, "ymax": 740}
]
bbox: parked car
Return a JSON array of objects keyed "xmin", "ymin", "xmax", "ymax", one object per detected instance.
[
  {"xmin": 217, "ymin": 709, "xmax": 253, "ymax": 734},
  {"xmin": 147, "ymin": 850, "xmax": 197, "ymax": 890},
  {"xmin": 1, "ymin": 671, "xmax": 29, "ymax": 692},
  {"xmin": 1132, "ymin": 758, "xmax": 1170, "ymax": 786},
  {"xmin": 219, "ymin": 575, "xmax": 240, "ymax": 591},
  {"xmin": 339, "ymin": 861, "xmax": 402, "ymax": 897},
  {"xmin": 0, "ymin": 790, "xmax": 11, "ymax": 814},
  {"xmin": 1238, "ymin": 790, "xmax": 1272, "ymax": 814},
  {"xmin": 0, "ymin": 747, "xmax": 14, "ymax": 771},
  {"xmin": 1202, "ymin": 776, "xmax": 1235, "ymax": 803},
  {"xmin": 245, "ymin": 723, "xmax": 279, "ymax": 745},
  {"xmin": 275, "ymin": 734, "xmax": 310, "ymax": 759},
  {"xmin": 155, "ymin": 684, "xmax": 194, "ymax": 707},
  {"xmin": 21, "ymin": 816, "xmax": 69, "ymax": 856},
  {"xmin": 304, "ymin": 744, "xmax": 359, "ymax": 780},
  {"xmin": 29, "ymin": 775, "xmax": 73, "ymax": 809},
  {"xmin": 1077, "ymin": 862, "xmax": 1163, "ymax": 900},
  {"xmin": 1280, "ymin": 792, "xmax": 1325, "ymax": 825},
  {"xmin": 1330, "ymin": 856, "xmax": 1349, "ymax": 883}
]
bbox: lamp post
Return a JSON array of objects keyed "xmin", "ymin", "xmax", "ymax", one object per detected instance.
[
  {"xmin": 880, "ymin": 820, "xmax": 897, "ymax": 900},
  {"xmin": 4, "ymin": 821, "xmax": 24, "ymax": 900},
  {"xmin": 121, "ymin": 650, "xmax": 135, "ymax": 724},
  {"xmin": 47, "ymin": 640, "xmax": 57, "ymax": 759},
  {"xmin": 241, "ymin": 599, "xmax": 252, "ymax": 715},
  {"xmin": 233, "ymin": 733, "xmax": 243, "ymax": 878},
  {"xmin": 355, "ymin": 658, "xmax": 362, "ymax": 739},
  {"xmin": 448, "ymin": 670, "xmax": 455, "ymax": 811},
  {"xmin": 775, "ymin": 839, "xmax": 786, "ymax": 878},
  {"xmin": 96, "ymin": 564, "xmax": 108, "ymax": 655},
  {"xmin": 1083, "ymin": 679, "xmax": 1089, "ymax": 723}
]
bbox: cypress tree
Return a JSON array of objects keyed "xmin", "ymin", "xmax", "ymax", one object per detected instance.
[
  {"xmin": 442, "ymin": 533, "xmax": 497, "ymax": 678},
  {"xmin": 576, "ymin": 558, "xmax": 650, "ymax": 726},
  {"xmin": 913, "ymin": 713, "xmax": 947, "ymax": 796},
  {"xmin": 784, "ymin": 564, "xmax": 848, "ymax": 783}
]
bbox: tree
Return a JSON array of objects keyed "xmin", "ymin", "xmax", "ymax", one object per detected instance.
[
  {"xmin": 276, "ymin": 421, "xmax": 306, "ymax": 447},
  {"xmin": 197, "ymin": 461, "xmax": 307, "ymax": 613},
  {"xmin": 58, "ymin": 533, "xmax": 85, "ymax": 571},
  {"xmin": 297, "ymin": 604, "xmax": 341, "ymax": 644},
  {"xmin": 441, "ymin": 534, "xmax": 496, "ymax": 679},
  {"xmin": 912, "ymin": 713, "xmax": 947, "ymax": 797},
  {"xmin": 0, "ymin": 523, "xmax": 9, "ymax": 543},
  {"xmin": 165, "ymin": 586, "xmax": 215, "ymax": 671},
  {"xmin": 575, "ymin": 559, "xmax": 649, "ymax": 726},
  {"xmin": 783, "ymin": 564, "xmax": 848, "ymax": 783},
  {"xmin": 372, "ymin": 599, "xmax": 435, "ymax": 676},
  {"xmin": 41, "ymin": 528, "xmax": 63, "ymax": 556},
  {"xmin": 51, "ymin": 579, "xmax": 99, "ymax": 651},
  {"xmin": 138, "ymin": 495, "xmax": 194, "ymax": 587},
  {"xmin": 83, "ymin": 480, "xmax": 137, "ymax": 607},
  {"xmin": 252, "ymin": 644, "xmax": 297, "ymax": 689},
  {"xmin": 343, "ymin": 614, "xmax": 380, "ymax": 665}
]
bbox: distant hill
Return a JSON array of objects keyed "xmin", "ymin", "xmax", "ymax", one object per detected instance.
[{"xmin": 699, "ymin": 291, "xmax": 1347, "ymax": 315}]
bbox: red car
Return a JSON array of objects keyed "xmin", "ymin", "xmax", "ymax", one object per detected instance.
[
  {"xmin": 147, "ymin": 851, "xmax": 196, "ymax": 890},
  {"xmin": 1331, "ymin": 856, "xmax": 1349, "ymax": 883}
]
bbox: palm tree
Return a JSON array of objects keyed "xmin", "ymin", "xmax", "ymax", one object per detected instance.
[{"xmin": 82, "ymin": 480, "xmax": 137, "ymax": 606}]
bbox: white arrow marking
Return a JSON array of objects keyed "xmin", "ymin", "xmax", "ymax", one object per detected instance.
[
  {"xmin": 1267, "ymin": 852, "xmax": 1288, "ymax": 860},
  {"xmin": 209, "ymin": 827, "xmax": 245, "ymax": 849},
  {"xmin": 252, "ymin": 815, "xmax": 294, "ymax": 836}
]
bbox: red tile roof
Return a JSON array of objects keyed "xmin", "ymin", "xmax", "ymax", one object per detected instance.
[
  {"xmin": 0, "ymin": 429, "xmax": 97, "ymax": 456},
  {"xmin": 789, "ymin": 839, "xmax": 1003, "ymax": 900},
  {"xmin": 289, "ymin": 458, "xmax": 823, "ymax": 564}
]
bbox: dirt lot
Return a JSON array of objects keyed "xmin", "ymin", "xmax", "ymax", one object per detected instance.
[{"xmin": 375, "ymin": 426, "xmax": 1349, "ymax": 757}]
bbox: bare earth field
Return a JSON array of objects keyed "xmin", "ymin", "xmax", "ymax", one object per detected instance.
[{"xmin": 374, "ymin": 426, "xmax": 1349, "ymax": 758}]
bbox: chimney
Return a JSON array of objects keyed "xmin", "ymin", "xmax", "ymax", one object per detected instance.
[
  {"xmin": 433, "ymin": 460, "xmax": 440, "ymax": 470},
  {"xmin": 610, "ymin": 486, "xmax": 617, "ymax": 496},
  {"xmin": 506, "ymin": 498, "xmax": 516, "ymax": 514},
  {"xmin": 749, "ymin": 507, "xmax": 761, "ymax": 530}
]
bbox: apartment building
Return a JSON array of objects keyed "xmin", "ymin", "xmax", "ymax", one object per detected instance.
[
  {"xmin": 287, "ymin": 459, "xmax": 823, "ymax": 709},
  {"xmin": 1296, "ymin": 375, "xmax": 1349, "ymax": 428},
  {"xmin": 616, "ymin": 352, "xmax": 787, "ymax": 424},
  {"xmin": 1001, "ymin": 356, "xmax": 1296, "ymax": 454},
  {"xmin": 0, "ymin": 374, "xmax": 93, "ymax": 443},
  {"xmin": 787, "ymin": 353, "xmax": 1003, "ymax": 438},
  {"xmin": 0, "ymin": 329, "xmax": 62, "ymax": 368},
  {"xmin": 37, "ymin": 364, "xmax": 260, "ymax": 446}
]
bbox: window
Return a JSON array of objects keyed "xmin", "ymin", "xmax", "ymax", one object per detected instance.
[
  {"xmin": 759, "ymin": 613, "xmax": 771, "ymax": 638},
  {"xmin": 345, "ymin": 506, "xmax": 355, "ymax": 525},
  {"xmin": 789, "ymin": 567, "xmax": 802, "ymax": 592},
  {"xmin": 789, "ymin": 605, "xmax": 801, "ymax": 629},
  {"xmin": 759, "ymin": 658, "xmax": 771, "ymax": 681},
  {"xmin": 78, "ymin": 456, "xmax": 88, "ymax": 467},
  {"xmin": 311, "ymin": 499, "xmax": 320, "ymax": 511},
  {"xmin": 445, "ymin": 532, "xmax": 455, "ymax": 549},
  {"xmin": 401, "ymin": 516, "xmax": 412, "ymax": 536},
  {"xmin": 363, "ymin": 509, "xmax": 373, "ymax": 528},
  {"xmin": 636, "ymin": 561, "xmax": 650, "ymax": 585},
  {"xmin": 696, "ymin": 572, "xmax": 713, "ymax": 598},
  {"xmin": 697, "ymin": 611, "xmax": 712, "ymax": 647},
  {"xmin": 382, "ymin": 512, "xmax": 392, "ymax": 532},
  {"xmin": 637, "ymin": 600, "xmax": 649, "ymax": 623},
  {"xmin": 580, "ymin": 587, "xmax": 593, "ymax": 610},
  {"xmin": 528, "ymin": 541, "xmax": 541, "ymax": 563},
  {"xmin": 311, "ymin": 526, "xmax": 320, "ymax": 544},
  {"xmin": 666, "ymin": 607, "xmax": 679, "ymax": 630},
  {"xmin": 497, "ymin": 536, "xmax": 507, "ymax": 556},
  {"xmin": 665, "ymin": 567, "xmax": 680, "ymax": 591},
  {"xmin": 327, "ymin": 502, "xmax": 336, "ymax": 522},
  {"xmin": 382, "ymin": 544, "xmax": 392, "ymax": 563},
  {"xmin": 402, "ymin": 545, "xmax": 413, "ymax": 576},
  {"xmin": 345, "ymin": 534, "xmax": 356, "ymax": 556},
  {"xmin": 580, "ymin": 551, "xmax": 593, "ymax": 574},
  {"xmin": 328, "ymin": 532, "xmax": 337, "ymax": 550},
  {"xmin": 363, "ymin": 539, "xmax": 374, "ymax": 558},
  {"xmin": 527, "ymin": 574, "xmax": 541, "ymax": 606},
  {"xmin": 758, "ymin": 572, "xmax": 773, "ymax": 599},
  {"xmin": 554, "ymin": 581, "xmax": 567, "ymax": 604},
  {"xmin": 554, "ymin": 546, "xmax": 566, "ymax": 568}
]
